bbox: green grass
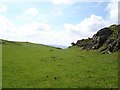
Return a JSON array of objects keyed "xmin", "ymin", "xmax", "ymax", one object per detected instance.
[{"xmin": 2, "ymin": 41, "xmax": 118, "ymax": 88}]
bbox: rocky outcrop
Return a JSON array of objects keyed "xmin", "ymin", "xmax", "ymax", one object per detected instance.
[
  {"xmin": 72, "ymin": 24, "xmax": 120, "ymax": 53},
  {"xmin": 108, "ymin": 37, "xmax": 120, "ymax": 52}
]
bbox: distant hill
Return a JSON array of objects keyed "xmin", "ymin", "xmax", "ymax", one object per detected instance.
[
  {"xmin": 0, "ymin": 40, "xmax": 64, "ymax": 49},
  {"xmin": 71, "ymin": 24, "xmax": 120, "ymax": 54},
  {"xmin": 48, "ymin": 44, "xmax": 68, "ymax": 49},
  {"xmin": 0, "ymin": 39, "xmax": 68, "ymax": 49}
]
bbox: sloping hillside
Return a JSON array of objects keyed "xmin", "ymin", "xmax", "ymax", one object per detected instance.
[
  {"xmin": 72, "ymin": 24, "xmax": 120, "ymax": 54},
  {"xmin": 2, "ymin": 39, "xmax": 118, "ymax": 88}
]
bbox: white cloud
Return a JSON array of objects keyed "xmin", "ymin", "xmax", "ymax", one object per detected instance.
[
  {"xmin": 0, "ymin": 15, "xmax": 17, "ymax": 39},
  {"xmin": 64, "ymin": 14, "xmax": 107, "ymax": 38},
  {"xmin": 24, "ymin": 8, "xmax": 38, "ymax": 16},
  {"xmin": 25, "ymin": 14, "xmax": 107, "ymax": 46},
  {"xmin": 0, "ymin": 15, "xmax": 51, "ymax": 42},
  {"xmin": 106, "ymin": 1, "xmax": 118, "ymax": 24},
  {"xmin": 51, "ymin": 0, "xmax": 115, "ymax": 5},
  {"xmin": 18, "ymin": 21, "xmax": 51, "ymax": 36},
  {"xmin": 0, "ymin": 0, "xmax": 116, "ymax": 3},
  {"xmin": 62, "ymin": 1, "xmax": 118, "ymax": 44},
  {"xmin": 0, "ymin": 15, "xmax": 15, "ymax": 33},
  {"xmin": 51, "ymin": 0, "xmax": 73, "ymax": 5},
  {"xmin": 0, "ymin": 4, "xmax": 7, "ymax": 13},
  {"xmin": 0, "ymin": 15, "xmax": 78, "ymax": 46},
  {"xmin": 17, "ymin": 7, "xmax": 39, "ymax": 19}
]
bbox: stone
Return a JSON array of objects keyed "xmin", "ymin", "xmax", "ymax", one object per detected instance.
[{"xmin": 72, "ymin": 24, "xmax": 120, "ymax": 53}]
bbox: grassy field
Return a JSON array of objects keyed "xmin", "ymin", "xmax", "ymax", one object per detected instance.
[{"xmin": 2, "ymin": 41, "xmax": 118, "ymax": 88}]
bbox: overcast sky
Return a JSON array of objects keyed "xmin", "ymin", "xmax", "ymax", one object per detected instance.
[{"xmin": 0, "ymin": 0, "xmax": 118, "ymax": 46}]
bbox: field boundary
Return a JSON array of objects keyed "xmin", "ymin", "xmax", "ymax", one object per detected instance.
[{"xmin": 0, "ymin": 39, "xmax": 2, "ymax": 89}]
